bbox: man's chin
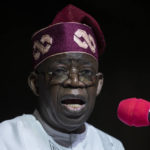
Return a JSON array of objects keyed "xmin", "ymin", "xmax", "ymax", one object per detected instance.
[
  {"xmin": 57, "ymin": 120, "xmax": 86, "ymax": 134},
  {"xmin": 56, "ymin": 111, "xmax": 90, "ymax": 133}
]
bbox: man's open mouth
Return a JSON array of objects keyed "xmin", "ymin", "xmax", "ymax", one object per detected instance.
[{"xmin": 60, "ymin": 95, "xmax": 86, "ymax": 112}]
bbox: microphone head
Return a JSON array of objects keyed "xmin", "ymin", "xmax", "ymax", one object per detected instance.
[{"xmin": 117, "ymin": 98, "xmax": 150, "ymax": 127}]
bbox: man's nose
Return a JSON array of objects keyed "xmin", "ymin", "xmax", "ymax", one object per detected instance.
[{"xmin": 63, "ymin": 69, "xmax": 85, "ymax": 88}]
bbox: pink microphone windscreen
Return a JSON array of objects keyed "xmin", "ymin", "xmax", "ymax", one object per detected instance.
[{"xmin": 117, "ymin": 98, "xmax": 150, "ymax": 127}]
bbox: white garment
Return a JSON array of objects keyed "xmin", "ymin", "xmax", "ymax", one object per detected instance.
[{"xmin": 0, "ymin": 114, "xmax": 125, "ymax": 150}]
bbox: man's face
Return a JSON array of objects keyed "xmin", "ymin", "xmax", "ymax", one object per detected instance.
[{"xmin": 31, "ymin": 53, "xmax": 103, "ymax": 133}]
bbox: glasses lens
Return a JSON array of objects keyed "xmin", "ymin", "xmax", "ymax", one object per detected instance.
[
  {"xmin": 48, "ymin": 72, "xmax": 68, "ymax": 84},
  {"xmin": 44, "ymin": 69, "xmax": 99, "ymax": 86}
]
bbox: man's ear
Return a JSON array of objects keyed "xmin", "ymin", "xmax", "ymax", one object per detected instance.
[
  {"xmin": 28, "ymin": 72, "xmax": 39, "ymax": 96},
  {"xmin": 96, "ymin": 73, "xmax": 104, "ymax": 96}
]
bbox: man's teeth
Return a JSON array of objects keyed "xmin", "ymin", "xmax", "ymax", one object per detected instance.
[{"xmin": 63, "ymin": 104, "xmax": 85, "ymax": 111}]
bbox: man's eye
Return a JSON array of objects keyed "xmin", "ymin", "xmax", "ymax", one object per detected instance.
[
  {"xmin": 53, "ymin": 68, "xmax": 67, "ymax": 75},
  {"xmin": 79, "ymin": 69, "xmax": 93, "ymax": 76}
]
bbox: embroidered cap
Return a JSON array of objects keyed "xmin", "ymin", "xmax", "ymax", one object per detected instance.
[{"xmin": 32, "ymin": 4, "xmax": 105, "ymax": 69}]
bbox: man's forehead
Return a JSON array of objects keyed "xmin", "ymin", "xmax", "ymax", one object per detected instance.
[
  {"xmin": 37, "ymin": 53, "xmax": 98, "ymax": 70},
  {"xmin": 46, "ymin": 53, "xmax": 97, "ymax": 64}
]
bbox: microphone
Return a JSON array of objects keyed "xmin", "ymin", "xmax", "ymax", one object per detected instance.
[{"xmin": 117, "ymin": 98, "xmax": 150, "ymax": 127}]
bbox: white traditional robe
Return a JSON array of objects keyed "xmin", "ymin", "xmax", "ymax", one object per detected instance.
[{"xmin": 0, "ymin": 114, "xmax": 124, "ymax": 150}]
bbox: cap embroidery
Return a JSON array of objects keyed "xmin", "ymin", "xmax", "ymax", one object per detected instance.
[
  {"xmin": 33, "ymin": 34, "xmax": 53, "ymax": 60},
  {"xmin": 74, "ymin": 29, "xmax": 96, "ymax": 53}
]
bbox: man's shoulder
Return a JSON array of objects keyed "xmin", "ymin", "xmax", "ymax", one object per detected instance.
[
  {"xmin": 86, "ymin": 123, "xmax": 125, "ymax": 150},
  {"xmin": 88, "ymin": 124, "xmax": 121, "ymax": 142},
  {"xmin": 0, "ymin": 114, "xmax": 35, "ymax": 136},
  {"xmin": 0, "ymin": 114, "xmax": 40, "ymax": 150}
]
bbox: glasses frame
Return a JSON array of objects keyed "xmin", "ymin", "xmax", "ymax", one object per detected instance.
[{"xmin": 35, "ymin": 70, "xmax": 103, "ymax": 87}]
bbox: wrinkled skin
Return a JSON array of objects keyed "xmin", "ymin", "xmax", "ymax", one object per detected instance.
[{"xmin": 28, "ymin": 53, "xmax": 103, "ymax": 134}]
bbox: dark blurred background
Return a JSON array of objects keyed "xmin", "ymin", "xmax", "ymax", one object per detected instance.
[{"xmin": 0, "ymin": 1, "xmax": 150, "ymax": 149}]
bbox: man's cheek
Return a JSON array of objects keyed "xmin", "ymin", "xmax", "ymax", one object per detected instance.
[
  {"xmin": 48, "ymin": 86, "xmax": 60, "ymax": 100},
  {"xmin": 87, "ymin": 86, "xmax": 97, "ymax": 97}
]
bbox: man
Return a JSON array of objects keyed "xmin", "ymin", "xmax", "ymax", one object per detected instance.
[{"xmin": 0, "ymin": 4, "xmax": 125, "ymax": 150}]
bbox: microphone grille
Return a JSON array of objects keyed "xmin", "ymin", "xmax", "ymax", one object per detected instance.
[{"xmin": 117, "ymin": 98, "xmax": 150, "ymax": 127}]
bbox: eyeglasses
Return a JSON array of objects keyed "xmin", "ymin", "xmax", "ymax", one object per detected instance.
[{"xmin": 36, "ymin": 68, "xmax": 103, "ymax": 87}]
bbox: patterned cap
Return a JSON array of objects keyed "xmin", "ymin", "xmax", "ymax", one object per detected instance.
[{"xmin": 32, "ymin": 4, "xmax": 105, "ymax": 69}]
